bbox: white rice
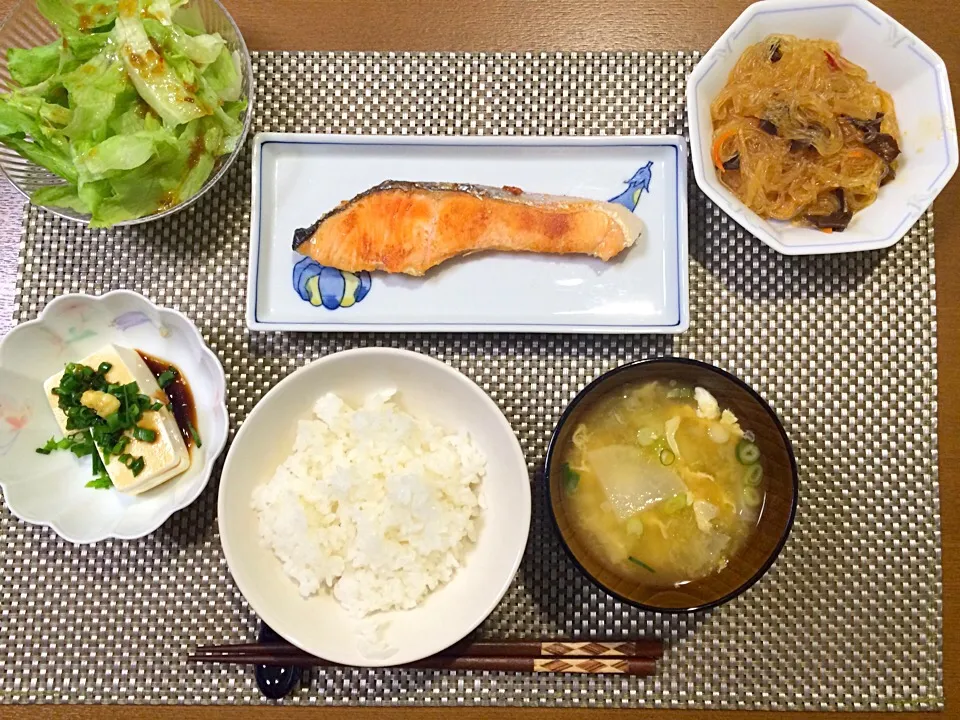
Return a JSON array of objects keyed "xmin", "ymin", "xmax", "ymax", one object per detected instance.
[{"xmin": 251, "ymin": 389, "xmax": 486, "ymax": 617}]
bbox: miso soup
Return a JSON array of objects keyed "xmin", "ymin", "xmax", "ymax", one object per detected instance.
[{"xmin": 559, "ymin": 380, "xmax": 765, "ymax": 587}]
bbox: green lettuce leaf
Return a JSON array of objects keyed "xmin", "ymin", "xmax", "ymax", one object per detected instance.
[
  {"xmin": 30, "ymin": 183, "xmax": 90, "ymax": 213},
  {"xmin": 0, "ymin": 134, "xmax": 76, "ymax": 183},
  {"xmin": 36, "ymin": 0, "xmax": 82, "ymax": 33},
  {"xmin": 142, "ymin": 17, "xmax": 224, "ymax": 67},
  {"xmin": 0, "ymin": 99, "xmax": 76, "ymax": 181},
  {"xmin": 86, "ymin": 114, "xmax": 221, "ymax": 226},
  {"xmin": 202, "ymin": 47, "xmax": 242, "ymax": 103},
  {"xmin": 78, "ymin": 128, "xmax": 177, "ymax": 179},
  {"xmin": 175, "ymin": 116, "xmax": 219, "ymax": 198},
  {"xmin": 1, "ymin": 92, "xmax": 71, "ymax": 128},
  {"xmin": 7, "ymin": 42, "xmax": 61, "ymax": 87},
  {"xmin": 64, "ymin": 31, "xmax": 112, "ymax": 63},
  {"xmin": 60, "ymin": 53, "xmax": 132, "ymax": 145},
  {"xmin": 170, "ymin": 2, "xmax": 205, "ymax": 35},
  {"xmin": 142, "ymin": 0, "xmax": 188, "ymax": 25},
  {"xmin": 37, "ymin": 0, "xmax": 117, "ymax": 33},
  {"xmin": 76, "ymin": 128, "xmax": 177, "ymax": 180},
  {"xmin": 108, "ymin": 96, "xmax": 164, "ymax": 136},
  {"xmin": 113, "ymin": 0, "xmax": 209, "ymax": 127}
]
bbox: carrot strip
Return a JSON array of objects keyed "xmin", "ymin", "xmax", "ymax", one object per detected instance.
[{"xmin": 712, "ymin": 128, "xmax": 738, "ymax": 171}]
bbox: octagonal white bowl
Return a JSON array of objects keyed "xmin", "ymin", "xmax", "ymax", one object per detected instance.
[
  {"xmin": 218, "ymin": 347, "xmax": 532, "ymax": 667},
  {"xmin": 686, "ymin": 0, "xmax": 958, "ymax": 255},
  {"xmin": 0, "ymin": 291, "xmax": 229, "ymax": 543}
]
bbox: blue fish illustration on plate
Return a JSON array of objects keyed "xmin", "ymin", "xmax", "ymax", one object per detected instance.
[
  {"xmin": 293, "ymin": 257, "xmax": 372, "ymax": 310},
  {"xmin": 609, "ymin": 161, "xmax": 653, "ymax": 211}
]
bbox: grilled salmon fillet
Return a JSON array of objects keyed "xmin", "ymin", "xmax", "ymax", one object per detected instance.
[{"xmin": 292, "ymin": 181, "xmax": 643, "ymax": 276}]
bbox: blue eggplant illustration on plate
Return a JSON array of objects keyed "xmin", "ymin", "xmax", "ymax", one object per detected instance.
[
  {"xmin": 293, "ymin": 257, "xmax": 372, "ymax": 310},
  {"xmin": 609, "ymin": 161, "xmax": 653, "ymax": 212}
]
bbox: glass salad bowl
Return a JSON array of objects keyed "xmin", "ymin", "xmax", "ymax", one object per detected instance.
[{"xmin": 0, "ymin": 0, "xmax": 253, "ymax": 227}]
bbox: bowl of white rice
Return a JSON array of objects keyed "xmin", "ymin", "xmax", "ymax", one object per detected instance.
[{"xmin": 218, "ymin": 347, "xmax": 531, "ymax": 667}]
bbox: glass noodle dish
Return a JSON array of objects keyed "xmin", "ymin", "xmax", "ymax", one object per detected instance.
[
  {"xmin": 0, "ymin": 0, "xmax": 247, "ymax": 227},
  {"xmin": 558, "ymin": 381, "xmax": 764, "ymax": 587},
  {"xmin": 710, "ymin": 35, "xmax": 901, "ymax": 232}
]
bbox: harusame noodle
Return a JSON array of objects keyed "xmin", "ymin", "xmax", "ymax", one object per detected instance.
[{"xmin": 711, "ymin": 35, "xmax": 900, "ymax": 230}]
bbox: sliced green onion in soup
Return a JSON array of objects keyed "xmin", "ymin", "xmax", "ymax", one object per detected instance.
[
  {"xmin": 636, "ymin": 427, "xmax": 659, "ymax": 447},
  {"xmin": 626, "ymin": 516, "xmax": 644, "ymax": 537},
  {"xmin": 663, "ymin": 494, "xmax": 687, "ymax": 514},
  {"xmin": 628, "ymin": 556, "xmax": 655, "ymax": 573},
  {"xmin": 659, "ymin": 448, "xmax": 676, "ymax": 466},
  {"xmin": 744, "ymin": 463, "xmax": 764, "ymax": 487},
  {"xmin": 744, "ymin": 486, "xmax": 762, "ymax": 508},
  {"xmin": 561, "ymin": 463, "xmax": 580, "ymax": 494},
  {"xmin": 736, "ymin": 439, "xmax": 761, "ymax": 465}
]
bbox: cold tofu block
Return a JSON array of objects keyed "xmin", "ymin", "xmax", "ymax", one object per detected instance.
[{"xmin": 43, "ymin": 344, "xmax": 190, "ymax": 495}]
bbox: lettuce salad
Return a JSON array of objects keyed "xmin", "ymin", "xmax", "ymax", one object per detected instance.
[{"xmin": 0, "ymin": 0, "xmax": 247, "ymax": 226}]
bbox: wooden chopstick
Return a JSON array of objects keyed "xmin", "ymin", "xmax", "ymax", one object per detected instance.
[
  {"xmin": 188, "ymin": 651, "xmax": 656, "ymax": 676},
  {"xmin": 188, "ymin": 638, "xmax": 662, "ymax": 676},
  {"xmin": 447, "ymin": 638, "xmax": 663, "ymax": 659},
  {"xmin": 191, "ymin": 638, "xmax": 663, "ymax": 660}
]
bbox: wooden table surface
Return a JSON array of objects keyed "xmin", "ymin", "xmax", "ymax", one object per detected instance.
[{"xmin": 1, "ymin": 0, "xmax": 956, "ymax": 718}]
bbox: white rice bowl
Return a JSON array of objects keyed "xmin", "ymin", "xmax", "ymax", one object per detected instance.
[
  {"xmin": 217, "ymin": 347, "xmax": 531, "ymax": 667},
  {"xmin": 251, "ymin": 389, "xmax": 487, "ymax": 618}
]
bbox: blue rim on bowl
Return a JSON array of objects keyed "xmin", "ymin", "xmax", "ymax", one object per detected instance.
[
  {"xmin": 544, "ymin": 356, "xmax": 799, "ymax": 613},
  {"xmin": 685, "ymin": 0, "xmax": 958, "ymax": 255}
]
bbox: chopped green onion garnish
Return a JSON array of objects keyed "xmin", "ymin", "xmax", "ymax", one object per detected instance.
[
  {"xmin": 663, "ymin": 494, "xmax": 687, "ymax": 514},
  {"xmin": 561, "ymin": 462, "xmax": 578, "ymax": 494},
  {"xmin": 744, "ymin": 463, "xmax": 764, "ymax": 487},
  {"xmin": 636, "ymin": 427, "xmax": 658, "ymax": 447},
  {"xmin": 133, "ymin": 426, "xmax": 157, "ymax": 443},
  {"xmin": 628, "ymin": 556, "xmax": 656, "ymax": 573},
  {"xmin": 69, "ymin": 435, "xmax": 95, "ymax": 458},
  {"xmin": 156, "ymin": 369, "xmax": 177, "ymax": 388},
  {"xmin": 744, "ymin": 486, "xmax": 762, "ymax": 508},
  {"xmin": 91, "ymin": 449, "xmax": 106, "ymax": 475},
  {"xmin": 36, "ymin": 359, "xmax": 175, "ymax": 489},
  {"xmin": 36, "ymin": 436, "xmax": 61, "ymax": 454},
  {"xmin": 736, "ymin": 439, "xmax": 761, "ymax": 465},
  {"xmin": 659, "ymin": 448, "xmax": 676, "ymax": 466},
  {"xmin": 86, "ymin": 476, "xmax": 113, "ymax": 490}
]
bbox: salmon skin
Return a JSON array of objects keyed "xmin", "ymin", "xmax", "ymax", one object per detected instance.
[{"xmin": 292, "ymin": 180, "xmax": 643, "ymax": 276}]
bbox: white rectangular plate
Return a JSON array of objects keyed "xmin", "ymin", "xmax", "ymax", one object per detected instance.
[{"xmin": 248, "ymin": 133, "xmax": 689, "ymax": 333}]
